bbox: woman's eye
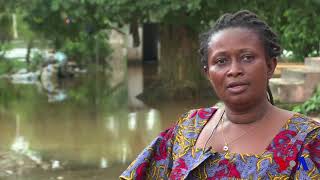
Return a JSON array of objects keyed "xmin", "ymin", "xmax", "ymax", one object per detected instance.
[
  {"xmin": 216, "ymin": 58, "xmax": 227, "ymax": 64},
  {"xmin": 242, "ymin": 55, "xmax": 254, "ymax": 62}
]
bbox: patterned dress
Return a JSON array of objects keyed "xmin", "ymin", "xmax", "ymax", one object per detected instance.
[{"xmin": 120, "ymin": 107, "xmax": 320, "ymax": 179}]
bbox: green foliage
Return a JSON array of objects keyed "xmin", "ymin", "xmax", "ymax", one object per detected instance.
[
  {"xmin": 23, "ymin": 0, "xmax": 112, "ymax": 43},
  {"xmin": 103, "ymin": 0, "xmax": 320, "ymax": 60},
  {"xmin": 4, "ymin": 0, "xmax": 320, "ymax": 64},
  {"xmin": 0, "ymin": 12, "xmax": 13, "ymax": 42},
  {"xmin": 62, "ymin": 31, "xmax": 112, "ymax": 65},
  {"xmin": 16, "ymin": 0, "xmax": 114, "ymax": 65},
  {"xmin": 278, "ymin": 5, "xmax": 320, "ymax": 60},
  {"xmin": 0, "ymin": 43, "xmax": 12, "ymax": 59},
  {"xmin": 28, "ymin": 51, "xmax": 44, "ymax": 71},
  {"xmin": 0, "ymin": 60, "xmax": 27, "ymax": 75},
  {"xmin": 62, "ymin": 38, "xmax": 87, "ymax": 63},
  {"xmin": 293, "ymin": 87, "xmax": 320, "ymax": 115}
]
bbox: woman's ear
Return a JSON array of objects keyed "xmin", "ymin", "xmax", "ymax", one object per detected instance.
[{"xmin": 267, "ymin": 58, "xmax": 277, "ymax": 79}]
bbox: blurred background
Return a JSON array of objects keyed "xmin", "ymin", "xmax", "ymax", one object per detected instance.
[{"xmin": 1, "ymin": 1, "xmax": 320, "ymax": 179}]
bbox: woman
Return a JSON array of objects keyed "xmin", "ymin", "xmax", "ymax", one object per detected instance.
[{"xmin": 120, "ymin": 10, "xmax": 320, "ymax": 179}]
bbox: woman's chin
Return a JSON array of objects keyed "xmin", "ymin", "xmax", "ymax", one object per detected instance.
[{"xmin": 224, "ymin": 95, "xmax": 254, "ymax": 107}]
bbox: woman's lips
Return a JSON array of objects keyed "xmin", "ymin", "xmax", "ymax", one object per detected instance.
[{"xmin": 226, "ymin": 82, "xmax": 249, "ymax": 94}]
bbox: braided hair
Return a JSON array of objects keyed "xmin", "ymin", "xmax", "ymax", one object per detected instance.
[{"xmin": 199, "ymin": 10, "xmax": 281, "ymax": 104}]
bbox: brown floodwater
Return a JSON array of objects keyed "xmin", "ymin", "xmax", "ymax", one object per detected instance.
[{"xmin": 0, "ymin": 64, "xmax": 217, "ymax": 180}]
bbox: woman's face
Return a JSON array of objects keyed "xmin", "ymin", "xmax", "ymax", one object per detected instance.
[{"xmin": 206, "ymin": 27, "xmax": 276, "ymax": 108}]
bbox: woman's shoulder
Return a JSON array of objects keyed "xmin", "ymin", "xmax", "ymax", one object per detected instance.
[
  {"xmin": 303, "ymin": 116, "xmax": 320, "ymax": 137},
  {"xmin": 290, "ymin": 113, "xmax": 320, "ymax": 130},
  {"xmin": 287, "ymin": 114, "xmax": 320, "ymax": 143},
  {"xmin": 307, "ymin": 117, "xmax": 320, "ymax": 130},
  {"xmin": 176, "ymin": 106, "xmax": 218, "ymax": 126},
  {"xmin": 288, "ymin": 116, "xmax": 320, "ymax": 179}
]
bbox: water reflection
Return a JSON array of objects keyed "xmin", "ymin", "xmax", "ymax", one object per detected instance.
[
  {"xmin": 128, "ymin": 113, "xmax": 137, "ymax": 131},
  {"xmin": 128, "ymin": 64, "xmax": 145, "ymax": 110},
  {"xmin": 10, "ymin": 114, "xmax": 42, "ymax": 165},
  {"xmin": 0, "ymin": 64, "xmax": 217, "ymax": 179}
]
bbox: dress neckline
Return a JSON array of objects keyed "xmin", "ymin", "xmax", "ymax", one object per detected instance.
[{"xmin": 192, "ymin": 107, "xmax": 300, "ymax": 158}]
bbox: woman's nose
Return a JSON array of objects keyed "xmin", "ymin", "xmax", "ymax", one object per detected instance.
[{"xmin": 227, "ymin": 61, "xmax": 244, "ymax": 77}]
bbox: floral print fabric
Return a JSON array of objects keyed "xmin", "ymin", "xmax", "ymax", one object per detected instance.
[{"xmin": 120, "ymin": 107, "xmax": 320, "ymax": 179}]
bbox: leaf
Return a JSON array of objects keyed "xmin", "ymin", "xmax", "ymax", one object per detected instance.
[{"xmin": 51, "ymin": 0, "xmax": 60, "ymax": 11}]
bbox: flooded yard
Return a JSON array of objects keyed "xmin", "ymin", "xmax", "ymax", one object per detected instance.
[{"xmin": 0, "ymin": 64, "xmax": 217, "ymax": 179}]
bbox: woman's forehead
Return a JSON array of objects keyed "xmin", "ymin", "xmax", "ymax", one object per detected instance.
[{"xmin": 208, "ymin": 27, "xmax": 263, "ymax": 53}]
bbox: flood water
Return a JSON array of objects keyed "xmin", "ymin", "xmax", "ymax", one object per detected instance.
[{"xmin": 0, "ymin": 64, "xmax": 217, "ymax": 180}]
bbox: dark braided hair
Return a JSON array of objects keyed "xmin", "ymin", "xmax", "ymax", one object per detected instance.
[{"xmin": 199, "ymin": 10, "xmax": 281, "ymax": 104}]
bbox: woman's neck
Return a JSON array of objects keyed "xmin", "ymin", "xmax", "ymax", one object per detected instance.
[{"xmin": 225, "ymin": 100, "xmax": 274, "ymax": 124}]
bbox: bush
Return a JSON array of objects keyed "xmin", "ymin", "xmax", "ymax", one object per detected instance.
[
  {"xmin": 61, "ymin": 31, "xmax": 112, "ymax": 66},
  {"xmin": 292, "ymin": 87, "xmax": 320, "ymax": 115},
  {"xmin": 28, "ymin": 51, "xmax": 45, "ymax": 71},
  {"xmin": 0, "ymin": 13, "xmax": 13, "ymax": 42},
  {"xmin": 0, "ymin": 59, "xmax": 27, "ymax": 75},
  {"xmin": 0, "ymin": 43, "xmax": 13, "ymax": 59}
]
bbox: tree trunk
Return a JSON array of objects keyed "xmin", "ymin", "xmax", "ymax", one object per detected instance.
[
  {"xmin": 139, "ymin": 24, "xmax": 215, "ymax": 103},
  {"xmin": 26, "ymin": 39, "xmax": 33, "ymax": 65},
  {"xmin": 158, "ymin": 24, "xmax": 207, "ymax": 96}
]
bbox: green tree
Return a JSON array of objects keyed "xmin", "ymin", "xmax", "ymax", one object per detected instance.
[
  {"xmin": 256, "ymin": 0, "xmax": 320, "ymax": 60},
  {"xmin": 19, "ymin": 0, "xmax": 114, "ymax": 64},
  {"xmin": 6, "ymin": 0, "xmax": 320, "ymax": 98}
]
